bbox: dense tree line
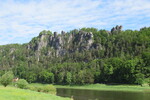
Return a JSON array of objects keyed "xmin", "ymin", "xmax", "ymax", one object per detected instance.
[{"xmin": 0, "ymin": 27, "xmax": 150, "ymax": 85}]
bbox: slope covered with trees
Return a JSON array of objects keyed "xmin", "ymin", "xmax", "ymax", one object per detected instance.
[{"xmin": 0, "ymin": 26, "xmax": 150, "ymax": 85}]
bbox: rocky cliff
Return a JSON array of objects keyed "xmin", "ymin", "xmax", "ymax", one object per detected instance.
[
  {"xmin": 27, "ymin": 30, "xmax": 96, "ymax": 60},
  {"xmin": 0, "ymin": 25, "xmax": 123, "ymax": 63},
  {"xmin": 27, "ymin": 25, "xmax": 124, "ymax": 59},
  {"xmin": 1, "ymin": 25, "xmax": 149, "ymax": 71}
]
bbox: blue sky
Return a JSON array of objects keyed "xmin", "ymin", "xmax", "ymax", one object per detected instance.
[{"xmin": 0, "ymin": 0, "xmax": 150, "ymax": 45}]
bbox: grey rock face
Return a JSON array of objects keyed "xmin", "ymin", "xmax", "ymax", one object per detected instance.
[
  {"xmin": 28, "ymin": 30, "xmax": 95, "ymax": 57},
  {"xmin": 37, "ymin": 34, "xmax": 48, "ymax": 51},
  {"xmin": 61, "ymin": 31, "xmax": 65, "ymax": 35},
  {"xmin": 111, "ymin": 25, "xmax": 122, "ymax": 34},
  {"xmin": 75, "ymin": 31, "xmax": 93, "ymax": 50},
  {"xmin": 68, "ymin": 34, "xmax": 73, "ymax": 43},
  {"xmin": 10, "ymin": 48, "xmax": 15, "ymax": 54},
  {"xmin": 54, "ymin": 32, "xmax": 57, "ymax": 37}
]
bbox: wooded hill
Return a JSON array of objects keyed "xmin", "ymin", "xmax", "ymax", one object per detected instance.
[{"xmin": 0, "ymin": 25, "xmax": 150, "ymax": 85}]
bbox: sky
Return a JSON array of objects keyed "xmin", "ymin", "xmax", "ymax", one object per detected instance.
[{"xmin": 0, "ymin": 0, "xmax": 150, "ymax": 45}]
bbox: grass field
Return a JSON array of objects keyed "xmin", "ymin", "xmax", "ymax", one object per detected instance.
[
  {"xmin": 55, "ymin": 84, "xmax": 150, "ymax": 92},
  {"xmin": 0, "ymin": 86, "xmax": 70, "ymax": 100}
]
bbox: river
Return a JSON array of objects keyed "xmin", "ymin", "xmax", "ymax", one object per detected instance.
[{"xmin": 57, "ymin": 88, "xmax": 150, "ymax": 100}]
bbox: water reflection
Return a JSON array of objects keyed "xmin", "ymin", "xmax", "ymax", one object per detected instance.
[{"xmin": 57, "ymin": 88, "xmax": 150, "ymax": 100}]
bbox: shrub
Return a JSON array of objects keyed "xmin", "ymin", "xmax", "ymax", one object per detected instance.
[
  {"xmin": 141, "ymin": 83, "xmax": 149, "ymax": 87},
  {"xmin": 141, "ymin": 78, "xmax": 150, "ymax": 87},
  {"xmin": 134, "ymin": 73, "xmax": 145, "ymax": 85},
  {"xmin": 31, "ymin": 86, "xmax": 42, "ymax": 92},
  {"xmin": 42, "ymin": 85, "xmax": 56, "ymax": 94},
  {"xmin": 16, "ymin": 79, "xmax": 28, "ymax": 89},
  {"xmin": 0, "ymin": 71, "xmax": 14, "ymax": 87},
  {"xmin": 28, "ymin": 84, "xmax": 56, "ymax": 94}
]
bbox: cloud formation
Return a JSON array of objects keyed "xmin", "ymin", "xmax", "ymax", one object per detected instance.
[{"xmin": 0, "ymin": 0, "xmax": 150, "ymax": 45}]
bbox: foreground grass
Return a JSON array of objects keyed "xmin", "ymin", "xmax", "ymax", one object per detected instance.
[
  {"xmin": 55, "ymin": 84, "xmax": 150, "ymax": 92},
  {"xmin": 0, "ymin": 86, "xmax": 70, "ymax": 100}
]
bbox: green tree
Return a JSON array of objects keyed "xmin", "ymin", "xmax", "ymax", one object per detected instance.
[
  {"xmin": 66, "ymin": 72, "xmax": 72, "ymax": 85},
  {"xmin": 39, "ymin": 71, "xmax": 54, "ymax": 83},
  {"xmin": 25, "ymin": 72, "xmax": 37, "ymax": 83},
  {"xmin": 0, "ymin": 71, "xmax": 14, "ymax": 87},
  {"xmin": 142, "ymin": 52, "xmax": 150, "ymax": 66},
  {"xmin": 76, "ymin": 70, "xmax": 85, "ymax": 84},
  {"xmin": 57, "ymin": 72, "xmax": 65, "ymax": 84}
]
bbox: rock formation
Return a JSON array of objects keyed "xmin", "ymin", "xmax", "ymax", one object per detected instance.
[
  {"xmin": 27, "ymin": 30, "xmax": 94, "ymax": 57},
  {"xmin": 111, "ymin": 25, "xmax": 122, "ymax": 34}
]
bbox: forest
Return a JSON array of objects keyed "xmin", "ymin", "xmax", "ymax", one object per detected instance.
[{"xmin": 0, "ymin": 26, "xmax": 150, "ymax": 85}]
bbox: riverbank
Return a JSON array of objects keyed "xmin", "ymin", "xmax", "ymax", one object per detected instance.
[
  {"xmin": 55, "ymin": 84, "xmax": 150, "ymax": 92},
  {"xmin": 0, "ymin": 86, "xmax": 70, "ymax": 100}
]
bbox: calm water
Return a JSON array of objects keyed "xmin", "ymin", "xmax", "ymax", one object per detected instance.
[{"xmin": 57, "ymin": 88, "xmax": 150, "ymax": 100}]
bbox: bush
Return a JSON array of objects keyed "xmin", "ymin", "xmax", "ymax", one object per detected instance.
[
  {"xmin": 42, "ymin": 85, "xmax": 56, "ymax": 93},
  {"xmin": 16, "ymin": 79, "xmax": 28, "ymax": 89},
  {"xmin": 0, "ymin": 71, "xmax": 14, "ymax": 87},
  {"xmin": 28, "ymin": 84, "xmax": 56, "ymax": 94},
  {"xmin": 134, "ymin": 73, "xmax": 145, "ymax": 85},
  {"xmin": 141, "ymin": 78, "xmax": 150, "ymax": 87},
  {"xmin": 141, "ymin": 83, "xmax": 149, "ymax": 87}
]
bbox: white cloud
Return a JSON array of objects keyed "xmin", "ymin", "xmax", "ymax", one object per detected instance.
[{"xmin": 0, "ymin": 0, "xmax": 150, "ymax": 45}]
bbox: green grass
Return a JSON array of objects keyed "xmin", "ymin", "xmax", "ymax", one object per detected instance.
[
  {"xmin": 0, "ymin": 86, "xmax": 70, "ymax": 100},
  {"xmin": 55, "ymin": 84, "xmax": 150, "ymax": 92}
]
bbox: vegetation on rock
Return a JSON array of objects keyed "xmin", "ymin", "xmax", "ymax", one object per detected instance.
[{"xmin": 0, "ymin": 26, "xmax": 150, "ymax": 85}]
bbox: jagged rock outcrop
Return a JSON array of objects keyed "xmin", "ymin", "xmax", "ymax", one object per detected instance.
[
  {"xmin": 10, "ymin": 48, "xmax": 15, "ymax": 54},
  {"xmin": 37, "ymin": 34, "xmax": 48, "ymax": 51},
  {"xmin": 28, "ymin": 30, "xmax": 94, "ymax": 57},
  {"xmin": 111, "ymin": 25, "xmax": 122, "ymax": 34},
  {"xmin": 73, "ymin": 31, "xmax": 93, "ymax": 50},
  {"xmin": 27, "ymin": 25, "xmax": 123, "ymax": 58}
]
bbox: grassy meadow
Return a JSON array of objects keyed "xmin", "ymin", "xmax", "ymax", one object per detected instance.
[
  {"xmin": 0, "ymin": 85, "xmax": 70, "ymax": 100},
  {"xmin": 56, "ymin": 84, "xmax": 150, "ymax": 92}
]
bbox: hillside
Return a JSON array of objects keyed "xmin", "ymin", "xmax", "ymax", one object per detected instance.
[{"xmin": 0, "ymin": 26, "xmax": 150, "ymax": 85}]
